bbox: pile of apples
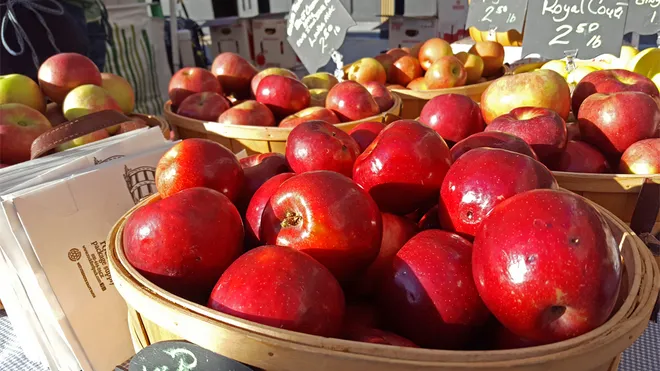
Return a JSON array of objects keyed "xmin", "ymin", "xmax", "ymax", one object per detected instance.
[
  {"xmin": 0, "ymin": 53, "xmax": 142, "ymax": 167},
  {"xmin": 343, "ymin": 38, "xmax": 505, "ymax": 91},
  {"xmin": 122, "ymin": 118, "xmax": 623, "ymax": 350},
  {"xmin": 168, "ymin": 52, "xmax": 396, "ymax": 127}
]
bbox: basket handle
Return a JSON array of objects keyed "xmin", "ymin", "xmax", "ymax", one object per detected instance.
[
  {"xmin": 381, "ymin": 113, "xmax": 401, "ymax": 124},
  {"xmin": 30, "ymin": 110, "xmax": 151, "ymax": 160},
  {"xmin": 629, "ymin": 178, "xmax": 660, "ymax": 322}
]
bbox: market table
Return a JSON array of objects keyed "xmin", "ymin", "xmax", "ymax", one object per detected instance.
[{"xmin": 0, "ymin": 310, "xmax": 658, "ymax": 370}]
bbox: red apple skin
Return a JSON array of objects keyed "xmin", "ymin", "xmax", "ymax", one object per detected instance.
[
  {"xmin": 343, "ymin": 303, "xmax": 381, "ymax": 331},
  {"xmin": 424, "ymin": 56, "xmax": 467, "ymax": 90},
  {"xmin": 245, "ymin": 173, "xmax": 296, "ymax": 248},
  {"xmin": 0, "ymin": 103, "xmax": 52, "ymax": 165},
  {"xmin": 419, "ymin": 94, "xmax": 484, "ymax": 143},
  {"xmin": 619, "ymin": 138, "xmax": 660, "ymax": 174},
  {"xmin": 555, "ymin": 140, "xmax": 611, "ymax": 174},
  {"xmin": 176, "ymin": 92, "xmax": 231, "ymax": 121},
  {"xmin": 37, "ymin": 53, "xmax": 102, "ymax": 105},
  {"xmin": 123, "ymin": 187, "xmax": 243, "ymax": 303},
  {"xmin": 326, "ymin": 81, "xmax": 380, "ymax": 122},
  {"xmin": 116, "ymin": 119, "xmax": 148, "ymax": 135},
  {"xmin": 418, "ymin": 38, "xmax": 453, "ymax": 71},
  {"xmin": 493, "ymin": 323, "xmax": 543, "ymax": 350},
  {"xmin": 353, "ymin": 213, "xmax": 419, "ymax": 298},
  {"xmin": 236, "ymin": 153, "xmax": 291, "ymax": 212},
  {"xmin": 374, "ymin": 54, "xmax": 396, "ymax": 76},
  {"xmin": 473, "ymin": 189, "xmax": 622, "ymax": 343},
  {"xmin": 418, "ymin": 205, "xmax": 441, "ymax": 231},
  {"xmin": 348, "ymin": 121, "xmax": 386, "ymax": 153},
  {"xmin": 363, "ymin": 81, "xmax": 395, "ymax": 112},
  {"xmin": 566, "ymin": 121, "xmax": 581, "ymax": 141},
  {"xmin": 250, "ymin": 67, "xmax": 298, "ymax": 97},
  {"xmin": 572, "ymin": 69, "xmax": 660, "ymax": 116},
  {"xmin": 380, "ymin": 230, "xmax": 491, "ymax": 349},
  {"xmin": 485, "ymin": 107, "xmax": 568, "ymax": 165},
  {"xmin": 211, "ymin": 52, "xmax": 258, "ymax": 99},
  {"xmin": 439, "ymin": 148, "xmax": 558, "ymax": 237},
  {"xmin": 168, "ymin": 67, "xmax": 223, "ymax": 107},
  {"xmin": 285, "ymin": 121, "xmax": 361, "ymax": 177},
  {"xmin": 345, "ymin": 327, "xmax": 419, "ymax": 348},
  {"xmin": 0, "ymin": 164, "xmax": 8, "ymax": 169},
  {"xmin": 45, "ymin": 103, "xmax": 67, "ymax": 126},
  {"xmin": 155, "ymin": 139, "xmax": 244, "ymax": 201},
  {"xmin": 279, "ymin": 107, "xmax": 340, "ymax": 128},
  {"xmin": 390, "ymin": 56, "xmax": 423, "ymax": 86},
  {"xmin": 407, "ymin": 77, "xmax": 428, "ymax": 91},
  {"xmin": 255, "ymin": 75, "xmax": 311, "ymax": 118},
  {"xmin": 353, "ymin": 120, "xmax": 452, "ymax": 215},
  {"xmin": 577, "ymin": 92, "xmax": 660, "ymax": 157},
  {"xmin": 387, "ymin": 48, "xmax": 410, "ymax": 60},
  {"xmin": 260, "ymin": 171, "xmax": 382, "ymax": 282},
  {"xmin": 450, "ymin": 131, "xmax": 538, "ymax": 162},
  {"xmin": 208, "ymin": 245, "xmax": 345, "ymax": 337},
  {"xmin": 217, "ymin": 100, "xmax": 276, "ymax": 127}
]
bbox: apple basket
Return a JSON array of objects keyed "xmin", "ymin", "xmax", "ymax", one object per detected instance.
[
  {"xmin": 107, "ymin": 193, "xmax": 660, "ymax": 371},
  {"xmin": 162, "ymin": 95, "xmax": 402, "ymax": 155}
]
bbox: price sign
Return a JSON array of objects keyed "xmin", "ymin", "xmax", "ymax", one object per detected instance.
[
  {"xmin": 286, "ymin": 0, "xmax": 356, "ymax": 73},
  {"xmin": 522, "ymin": 0, "xmax": 630, "ymax": 60},
  {"xmin": 466, "ymin": 0, "xmax": 529, "ymax": 34},
  {"xmin": 625, "ymin": 0, "xmax": 660, "ymax": 35},
  {"xmin": 129, "ymin": 341, "xmax": 255, "ymax": 371}
]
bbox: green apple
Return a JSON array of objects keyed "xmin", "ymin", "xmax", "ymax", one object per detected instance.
[
  {"xmin": 0, "ymin": 74, "xmax": 46, "ymax": 112},
  {"xmin": 540, "ymin": 60, "xmax": 569, "ymax": 79},
  {"xmin": 101, "ymin": 73, "xmax": 135, "ymax": 114}
]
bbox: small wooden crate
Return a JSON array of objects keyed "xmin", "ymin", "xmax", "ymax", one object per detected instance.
[
  {"xmin": 163, "ymin": 95, "xmax": 402, "ymax": 155},
  {"xmin": 108, "ymin": 194, "xmax": 659, "ymax": 371}
]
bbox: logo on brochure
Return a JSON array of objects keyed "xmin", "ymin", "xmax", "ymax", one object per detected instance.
[
  {"xmin": 123, "ymin": 165, "xmax": 157, "ymax": 205},
  {"xmin": 68, "ymin": 248, "xmax": 82, "ymax": 262}
]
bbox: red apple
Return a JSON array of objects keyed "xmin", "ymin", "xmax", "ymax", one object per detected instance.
[
  {"xmin": 386, "ymin": 48, "xmax": 410, "ymax": 60},
  {"xmin": 572, "ymin": 69, "xmax": 660, "ymax": 116},
  {"xmin": 208, "ymin": 245, "xmax": 345, "ymax": 337},
  {"xmin": 279, "ymin": 106, "xmax": 339, "ymax": 128},
  {"xmin": 390, "ymin": 55, "xmax": 423, "ymax": 86},
  {"xmin": 37, "ymin": 53, "xmax": 102, "ymax": 105},
  {"xmin": 155, "ymin": 139, "xmax": 244, "ymax": 201},
  {"xmin": 363, "ymin": 81, "xmax": 395, "ymax": 112},
  {"xmin": 346, "ymin": 57, "xmax": 387, "ymax": 85},
  {"xmin": 250, "ymin": 67, "xmax": 298, "ymax": 97},
  {"xmin": 342, "ymin": 303, "xmax": 381, "ymax": 332},
  {"xmin": 566, "ymin": 121, "xmax": 581, "ymax": 141},
  {"xmin": 44, "ymin": 103, "xmax": 67, "ymax": 126},
  {"xmin": 353, "ymin": 212, "xmax": 418, "ymax": 298},
  {"xmin": 485, "ymin": 107, "xmax": 568, "ymax": 165},
  {"xmin": 344, "ymin": 327, "xmax": 419, "ymax": 347},
  {"xmin": 353, "ymin": 120, "xmax": 452, "ymax": 215},
  {"xmin": 285, "ymin": 121, "xmax": 361, "ymax": 177},
  {"xmin": 245, "ymin": 172, "xmax": 296, "ymax": 248},
  {"xmin": 211, "ymin": 52, "xmax": 258, "ymax": 99},
  {"xmin": 577, "ymin": 91, "xmax": 660, "ymax": 157},
  {"xmin": 116, "ymin": 119, "xmax": 148, "ymax": 135},
  {"xmin": 419, "ymin": 94, "xmax": 484, "ymax": 143},
  {"xmin": 176, "ymin": 92, "xmax": 231, "ymax": 121},
  {"xmin": 0, "ymin": 164, "xmax": 8, "ymax": 169},
  {"xmin": 167, "ymin": 67, "xmax": 222, "ymax": 107},
  {"xmin": 406, "ymin": 77, "xmax": 428, "ymax": 91},
  {"xmin": 326, "ymin": 81, "xmax": 380, "ymax": 122},
  {"xmin": 424, "ymin": 56, "xmax": 467, "ymax": 90},
  {"xmin": 0, "ymin": 103, "xmax": 52, "ymax": 165},
  {"xmin": 473, "ymin": 189, "xmax": 622, "ymax": 343},
  {"xmin": 309, "ymin": 88, "xmax": 329, "ymax": 107},
  {"xmin": 348, "ymin": 121, "xmax": 386, "ymax": 152},
  {"xmin": 418, "ymin": 205, "xmax": 441, "ymax": 231},
  {"xmin": 255, "ymin": 75, "xmax": 310, "ymax": 118},
  {"xmin": 217, "ymin": 100, "xmax": 276, "ymax": 127},
  {"xmin": 380, "ymin": 230, "xmax": 491, "ymax": 349},
  {"xmin": 123, "ymin": 187, "xmax": 243, "ymax": 303},
  {"xmin": 439, "ymin": 148, "xmax": 558, "ymax": 237},
  {"xmin": 260, "ymin": 171, "xmax": 382, "ymax": 282},
  {"xmin": 555, "ymin": 140, "xmax": 611, "ymax": 173},
  {"xmin": 418, "ymin": 38, "xmax": 454, "ymax": 71},
  {"xmin": 236, "ymin": 153, "xmax": 291, "ymax": 212},
  {"xmin": 374, "ymin": 54, "xmax": 396, "ymax": 76},
  {"xmin": 493, "ymin": 323, "xmax": 542, "ymax": 350},
  {"xmin": 619, "ymin": 138, "xmax": 660, "ymax": 174},
  {"xmin": 450, "ymin": 131, "xmax": 538, "ymax": 162}
]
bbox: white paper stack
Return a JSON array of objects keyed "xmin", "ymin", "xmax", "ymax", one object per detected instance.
[{"xmin": 0, "ymin": 127, "xmax": 176, "ymax": 371}]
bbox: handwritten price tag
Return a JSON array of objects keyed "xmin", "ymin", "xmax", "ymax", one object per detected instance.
[
  {"xmin": 466, "ymin": 0, "xmax": 529, "ymax": 34},
  {"xmin": 286, "ymin": 0, "xmax": 356, "ymax": 73},
  {"xmin": 625, "ymin": 0, "xmax": 660, "ymax": 35},
  {"xmin": 129, "ymin": 341, "xmax": 255, "ymax": 371},
  {"xmin": 522, "ymin": 0, "xmax": 630, "ymax": 60}
]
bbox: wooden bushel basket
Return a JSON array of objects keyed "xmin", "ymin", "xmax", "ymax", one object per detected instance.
[
  {"xmin": 163, "ymin": 95, "xmax": 402, "ymax": 155},
  {"xmin": 108, "ymin": 193, "xmax": 660, "ymax": 371}
]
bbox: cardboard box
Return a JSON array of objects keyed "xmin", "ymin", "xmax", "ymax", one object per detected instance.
[
  {"xmin": 204, "ymin": 17, "xmax": 254, "ymax": 62},
  {"xmin": 251, "ymin": 15, "xmax": 300, "ymax": 69},
  {"xmin": 384, "ymin": 0, "xmax": 438, "ymax": 49},
  {"xmin": 237, "ymin": 0, "xmax": 292, "ymax": 18},
  {"xmin": 437, "ymin": 0, "xmax": 469, "ymax": 43}
]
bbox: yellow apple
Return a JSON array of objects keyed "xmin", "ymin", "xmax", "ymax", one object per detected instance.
[
  {"xmin": 619, "ymin": 45, "xmax": 639, "ymax": 67},
  {"xmin": 541, "ymin": 60, "xmax": 569, "ymax": 79},
  {"xmin": 455, "ymin": 52, "xmax": 485, "ymax": 84},
  {"xmin": 0, "ymin": 74, "xmax": 46, "ymax": 112},
  {"xmin": 100, "ymin": 73, "xmax": 135, "ymax": 114},
  {"xmin": 567, "ymin": 66, "xmax": 599, "ymax": 85}
]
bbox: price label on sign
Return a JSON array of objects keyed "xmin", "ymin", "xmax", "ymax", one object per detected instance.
[
  {"xmin": 466, "ymin": 0, "xmax": 529, "ymax": 33},
  {"xmin": 522, "ymin": 0, "xmax": 630, "ymax": 60},
  {"xmin": 624, "ymin": 0, "xmax": 660, "ymax": 35},
  {"xmin": 286, "ymin": 0, "xmax": 356, "ymax": 74},
  {"xmin": 129, "ymin": 341, "xmax": 255, "ymax": 371}
]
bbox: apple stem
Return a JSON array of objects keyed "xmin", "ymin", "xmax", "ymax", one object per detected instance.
[{"xmin": 281, "ymin": 211, "xmax": 302, "ymax": 228}]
